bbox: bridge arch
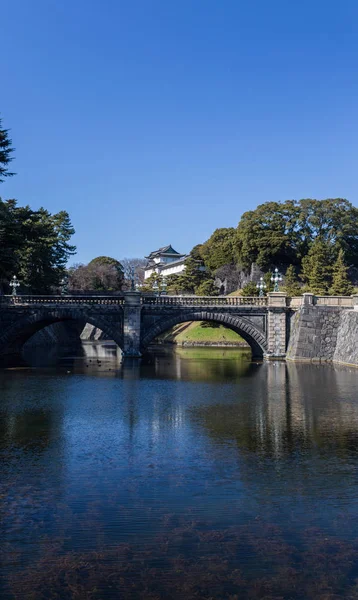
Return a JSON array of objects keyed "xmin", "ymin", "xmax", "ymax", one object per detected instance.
[
  {"xmin": 140, "ymin": 310, "xmax": 268, "ymax": 359},
  {"xmin": 0, "ymin": 307, "xmax": 124, "ymax": 359}
]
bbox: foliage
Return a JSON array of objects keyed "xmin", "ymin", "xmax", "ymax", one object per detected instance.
[
  {"xmin": 241, "ymin": 281, "xmax": 258, "ymax": 296},
  {"xmin": 0, "ymin": 117, "xmax": 15, "ymax": 182},
  {"xmin": 263, "ymin": 271, "xmax": 274, "ymax": 293},
  {"xmin": 283, "ymin": 264, "xmax": 302, "ymax": 296},
  {"xmin": 329, "ymin": 249, "xmax": 353, "ymax": 296},
  {"xmin": 88, "ymin": 256, "xmax": 123, "ymax": 270},
  {"xmin": 234, "ymin": 198, "xmax": 358, "ymax": 271},
  {"xmin": 165, "ymin": 255, "xmax": 211, "ymax": 295},
  {"xmin": 195, "ymin": 279, "xmax": 219, "ymax": 296},
  {"xmin": 165, "ymin": 273, "xmax": 183, "ymax": 295},
  {"xmin": 68, "ymin": 256, "xmax": 123, "ymax": 292},
  {"xmin": 0, "ymin": 199, "xmax": 75, "ymax": 293},
  {"xmin": 199, "ymin": 227, "xmax": 236, "ymax": 271},
  {"xmin": 140, "ymin": 271, "xmax": 163, "ymax": 293},
  {"xmin": 301, "ymin": 238, "xmax": 333, "ymax": 295}
]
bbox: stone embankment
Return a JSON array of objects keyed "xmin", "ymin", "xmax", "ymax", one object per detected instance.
[{"xmin": 287, "ymin": 306, "xmax": 358, "ymax": 366}]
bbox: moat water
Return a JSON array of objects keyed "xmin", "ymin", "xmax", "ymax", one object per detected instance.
[{"xmin": 2, "ymin": 345, "xmax": 358, "ymax": 599}]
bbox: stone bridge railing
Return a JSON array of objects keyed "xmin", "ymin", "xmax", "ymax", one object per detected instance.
[
  {"xmin": 141, "ymin": 295, "xmax": 268, "ymax": 306},
  {"xmin": 1, "ymin": 294, "xmax": 357, "ymax": 308},
  {"xmin": 0, "ymin": 295, "xmax": 125, "ymax": 305}
]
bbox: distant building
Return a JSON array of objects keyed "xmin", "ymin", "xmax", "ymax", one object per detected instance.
[{"xmin": 144, "ymin": 245, "xmax": 187, "ymax": 280}]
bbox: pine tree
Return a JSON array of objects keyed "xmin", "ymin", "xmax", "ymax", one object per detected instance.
[
  {"xmin": 301, "ymin": 238, "xmax": 332, "ymax": 294},
  {"xmin": 284, "ymin": 264, "xmax": 302, "ymax": 296},
  {"xmin": 0, "ymin": 118, "xmax": 15, "ymax": 182},
  {"xmin": 141, "ymin": 272, "xmax": 163, "ymax": 293},
  {"xmin": 241, "ymin": 281, "xmax": 258, "ymax": 296},
  {"xmin": 329, "ymin": 249, "xmax": 353, "ymax": 295}
]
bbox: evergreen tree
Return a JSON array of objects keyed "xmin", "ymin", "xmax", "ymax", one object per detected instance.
[
  {"xmin": 0, "ymin": 199, "xmax": 76, "ymax": 293},
  {"xmin": 284, "ymin": 265, "xmax": 302, "ymax": 296},
  {"xmin": 196, "ymin": 279, "xmax": 219, "ymax": 296},
  {"xmin": 329, "ymin": 249, "xmax": 353, "ymax": 295},
  {"xmin": 301, "ymin": 238, "xmax": 332, "ymax": 294},
  {"xmin": 0, "ymin": 117, "xmax": 15, "ymax": 182},
  {"xmin": 200, "ymin": 227, "xmax": 236, "ymax": 271},
  {"xmin": 264, "ymin": 271, "xmax": 274, "ymax": 293},
  {"xmin": 141, "ymin": 272, "xmax": 163, "ymax": 293},
  {"xmin": 241, "ymin": 281, "xmax": 258, "ymax": 296},
  {"xmin": 165, "ymin": 256, "xmax": 211, "ymax": 295}
]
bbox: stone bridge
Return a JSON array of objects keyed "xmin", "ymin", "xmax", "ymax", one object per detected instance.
[{"xmin": 0, "ymin": 291, "xmax": 358, "ymax": 366}]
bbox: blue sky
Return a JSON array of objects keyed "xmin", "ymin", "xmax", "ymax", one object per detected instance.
[{"xmin": 1, "ymin": 0, "xmax": 358, "ymax": 264}]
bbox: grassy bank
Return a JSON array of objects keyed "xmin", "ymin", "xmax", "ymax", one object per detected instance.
[{"xmin": 156, "ymin": 321, "xmax": 248, "ymax": 346}]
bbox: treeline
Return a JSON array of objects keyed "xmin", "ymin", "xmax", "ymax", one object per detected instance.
[
  {"xmin": 150, "ymin": 198, "xmax": 358, "ymax": 296},
  {"xmin": 0, "ymin": 198, "xmax": 76, "ymax": 294}
]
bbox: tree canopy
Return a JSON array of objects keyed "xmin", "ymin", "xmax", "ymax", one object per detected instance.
[
  {"xmin": 199, "ymin": 228, "xmax": 236, "ymax": 271},
  {"xmin": 0, "ymin": 118, "xmax": 15, "ymax": 182},
  {"xmin": 68, "ymin": 256, "xmax": 123, "ymax": 292},
  {"xmin": 233, "ymin": 199, "xmax": 358, "ymax": 272},
  {"xmin": 0, "ymin": 199, "xmax": 75, "ymax": 293}
]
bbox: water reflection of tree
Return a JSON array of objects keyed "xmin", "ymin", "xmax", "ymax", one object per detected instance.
[
  {"xmin": 190, "ymin": 362, "xmax": 358, "ymax": 461},
  {"xmin": 0, "ymin": 373, "xmax": 68, "ymax": 455},
  {"xmin": 142, "ymin": 347, "xmax": 255, "ymax": 382}
]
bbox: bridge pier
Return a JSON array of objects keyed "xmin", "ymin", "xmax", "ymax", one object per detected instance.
[
  {"xmin": 265, "ymin": 292, "xmax": 287, "ymax": 359},
  {"xmin": 122, "ymin": 292, "xmax": 142, "ymax": 357}
]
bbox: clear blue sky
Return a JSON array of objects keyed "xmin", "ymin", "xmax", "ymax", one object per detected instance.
[{"xmin": 2, "ymin": 0, "xmax": 358, "ymax": 264}]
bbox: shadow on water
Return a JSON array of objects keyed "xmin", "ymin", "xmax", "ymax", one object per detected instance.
[{"xmin": 2, "ymin": 346, "xmax": 358, "ymax": 598}]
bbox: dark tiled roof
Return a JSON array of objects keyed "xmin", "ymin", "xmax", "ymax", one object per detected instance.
[{"xmin": 145, "ymin": 245, "xmax": 185, "ymax": 259}]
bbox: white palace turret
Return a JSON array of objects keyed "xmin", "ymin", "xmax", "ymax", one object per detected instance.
[{"xmin": 144, "ymin": 245, "xmax": 187, "ymax": 280}]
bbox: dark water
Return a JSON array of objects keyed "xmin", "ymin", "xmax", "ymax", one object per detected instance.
[{"xmin": 2, "ymin": 345, "xmax": 358, "ymax": 599}]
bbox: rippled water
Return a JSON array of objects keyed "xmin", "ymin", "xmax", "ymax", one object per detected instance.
[{"xmin": 2, "ymin": 346, "xmax": 358, "ymax": 598}]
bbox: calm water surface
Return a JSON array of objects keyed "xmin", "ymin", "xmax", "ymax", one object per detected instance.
[{"xmin": 2, "ymin": 345, "xmax": 358, "ymax": 599}]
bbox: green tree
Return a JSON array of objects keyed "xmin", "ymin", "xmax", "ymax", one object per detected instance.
[
  {"xmin": 283, "ymin": 265, "xmax": 302, "ymax": 296},
  {"xmin": 89, "ymin": 256, "xmax": 123, "ymax": 270},
  {"xmin": 141, "ymin": 272, "xmax": 163, "ymax": 293},
  {"xmin": 234, "ymin": 198, "xmax": 358, "ymax": 271},
  {"xmin": 16, "ymin": 207, "xmax": 76, "ymax": 293},
  {"xmin": 165, "ymin": 273, "xmax": 183, "ymax": 295},
  {"xmin": 329, "ymin": 249, "xmax": 353, "ymax": 296},
  {"xmin": 68, "ymin": 256, "xmax": 124, "ymax": 292},
  {"xmin": 0, "ymin": 117, "xmax": 15, "ymax": 182},
  {"xmin": 301, "ymin": 238, "xmax": 332, "ymax": 294},
  {"xmin": 234, "ymin": 200, "xmax": 301, "ymax": 271},
  {"xmin": 196, "ymin": 279, "xmax": 219, "ymax": 296},
  {"xmin": 200, "ymin": 227, "xmax": 236, "ymax": 271},
  {"xmin": 0, "ymin": 198, "xmax": 22, "ymax": 291},
  {"xmin": 241, "ymin": 281, "xmax": 258, "ymax": 296},
  {"xmin": 263, "ymin": 271, "xmax": 274, "ymax": 293}
]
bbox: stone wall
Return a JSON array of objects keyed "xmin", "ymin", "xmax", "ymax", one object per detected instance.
[
  {"xmin": 334, "ymin": 310, "xmax": 358, "ymax": 366},
  {"xmin": 80, "ymin": 323, "xmax": 109, "ymax": 341},
  {"xmin": 286, "ymin": 306, "xmax": 341, "ymax": 362}
]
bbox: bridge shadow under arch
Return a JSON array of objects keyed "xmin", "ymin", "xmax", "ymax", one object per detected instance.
[
  {"xmin": 0, "ymin": 308, "xmax": 124, "ymax": 364},
  {"xmin": 140, "ymin": 311, "xmax": 268, "ymax": 359}
]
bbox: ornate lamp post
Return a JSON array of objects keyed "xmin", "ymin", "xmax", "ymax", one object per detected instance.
[
  {"xmin": 153, "ymin": 280, "xmax": 159, "ymax": 296},
  {"xmin": 129, "ymin": 266, "xmax": 136, "ymax": 291},
  {"xmin": 161, "ymin": 278, "xmax": 167, "ymax": 295},
  {"xmin": 271, "ymin": 268, "xmax": 283, "ymax": 292},
  {"xmin": 10, "ymin": 275, "xmax": 20, "ymax": 296},
  {"xmin": 256, "ymin": 276, "xmax": 266, "ymax": 297},
  {"xmin": 60, "ymin": 277, "xmax": 68, "ymax": 295}
]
